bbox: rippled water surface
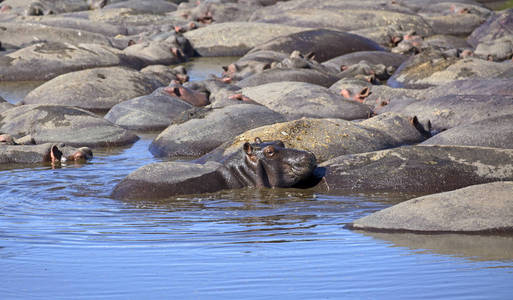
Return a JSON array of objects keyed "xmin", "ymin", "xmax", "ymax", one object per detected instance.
[{"xmin": 1, "ymin": 58, "xmax": 513, "ymax": 299}]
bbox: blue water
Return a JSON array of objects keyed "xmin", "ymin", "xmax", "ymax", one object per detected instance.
[
  {"xmin": 1, "ymin": 58, "xmax": 512, "ymax": 299},
  {"xmin": 1, "ymin": 137, "xmax": 512, "ymax": 299}
]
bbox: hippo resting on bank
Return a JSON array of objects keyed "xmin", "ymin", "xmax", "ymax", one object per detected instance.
[
  {"xmin": 313, "ymin": 145, "xmax": 513, "ymax": 195},
  {"xmin": 112, "ymin": 138, "xmax": 316, "ymax": 200},
  {"xmin": 350, "ymin": 182, "xmax": 513, "ymax": 233},
  {"xmin": 0, "ymin": 142, "xmax": 92, "ymax": 165}
]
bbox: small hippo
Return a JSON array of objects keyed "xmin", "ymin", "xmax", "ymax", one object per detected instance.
[
  {"xmin": 112, "ymin": 138, "xmax": 317, "ymax": 199},
  {"xmin": 49, "ymin": 144, "xmax": 93, "ymax": 164},
  {"xmin": 163, "ymin": 83, "xmax": 210, "ymax": 107},
  {"xmin": 221, "ymin": 138, "xmax": 317, "ymax": 189},
  {"xmin": 0, "ymin": 142, "xmax": 93, "ymax": 165}
]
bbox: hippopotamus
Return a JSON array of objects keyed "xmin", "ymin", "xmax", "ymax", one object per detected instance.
[
  {"xmin": 112, "ymin": 138, "xmax": 317, "ymax": 200},
  {"xmin": 313, "ymin": 145, "xmax": 513, "ymax": 195},
  {"xmin": 247, "ymin": 29, "xmax": 385, "ymax": 63},
  {"xmin": 0, "ymin": 142, "xmax": 93, "ymax": 165},
  {"xmin": 48, "ymin": 144, "xmax": 93, "ymax": 164},
  {"xmin": 222, "ymin": 50, "xmax": 339, "ymax": 85},
  {"xmin": 163, "ymin": 83, "xmax": 210, "ymax": 107},
  {"xmin": 220, "ymin": 138, "xmax": 317, "ymax": 188},
  {"xmin": 23, "ymin": 0, "xmax": 92, "ymax": 16}
]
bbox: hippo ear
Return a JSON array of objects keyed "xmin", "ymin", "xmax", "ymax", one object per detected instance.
[
  {"xmin": 408, "ymin": 116, "xmax": 419, "ymax": 126},
  {"xmin": 276, "ymin": 140, "xmax": 285, "ymax": 148},
  {"xmin": 243, "ymin": 142, "xmax": 253, "ymax": 155},
  {"xmin": 50, "ymin": 145, "xmax": 63, "ymax": 163},
  {"xmin": 409, "ymin": 116, "xmax": 432, "ymax": 138},
  {"xmin": 254, "ymin": 137, "xmax": 262, "ymax": 144}
]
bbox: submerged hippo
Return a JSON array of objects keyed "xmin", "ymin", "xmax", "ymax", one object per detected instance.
[
  {"xmin": 112, "ymin": 138, "xmax": 317, "ymax": 199},
  {"xmin": 163, "ymin": 83, "xmax": 210, "ymax": 107},
  {"xmin": 220, "ymin": 138, "xmax": 317, "ymax": 188},
  {"xmin": 0, "ymin": 142, "xmax": 93, "ymax": 165}
]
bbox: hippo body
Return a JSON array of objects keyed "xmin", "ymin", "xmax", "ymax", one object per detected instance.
[
  {"xmin": 248, "ymin": 29, "xmax": 385, "ymax": 63},
  {"xmin": 322, "ymin": 51, "xmax": 407, "ymax": 72},
  {"xmin": 421, "ymin": 114, "xmax": 513, "ymax": 149},
  {"xmin": 350, "ymin": 182, "xmax": 513, "ymax": 233},
  {"xmin": 149, "ymin": 104, "xmax": 286, "ymax": 158},
  {"xmin": 468, "ymin": 8, "xmax": 513, "ymax": 48},
  {"xmin": 236, "ymin": 68, "xmax": 340, "ymax": 88},
  {"xmin": 0, "ymin": 104, "xmax": 139, "ymax": 148},
  {"xmin": 112, "ymin": 139, "xmax": 317, "ymax": 200},
  {"xmin": 315, "ymin": 145, "xmax": 513, "ymax": 195}
]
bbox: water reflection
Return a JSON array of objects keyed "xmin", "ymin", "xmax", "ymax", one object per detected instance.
[
  {"xmin": 114, "ymin": 188, "xmax": 417, "ymax": 247},
  {"xmin": 357, "ymin": 230, "xmax": 513, "ymax": 262},
  {"xmin": 180, "ymin": 56, "xmax": 239, "ymax": 81},
  {"xmin": 0, "ymin": 80, "xmax": 44, "ymax": 103}
]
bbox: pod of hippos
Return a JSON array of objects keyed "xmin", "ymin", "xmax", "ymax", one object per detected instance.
[{"xmin": 1, "ymin": 0, "xmax": 512, "ymax": 234}]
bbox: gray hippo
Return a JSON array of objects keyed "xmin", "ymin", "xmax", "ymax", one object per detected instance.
[
  {"xmin": 350, "ymin": 182, "xmax": 513, "ymax": 234},
  {"xmin": 0, "ymin": 142, "xmax": 93, "ymax": 165},
  {"xmin": 221, "ymin": 138, "xmax": 316, "ymax": 188},
  {"xmin": 313, "ymin": 145, "xmax": 513, "ymax": 195},
  {"xmin": 112, "ymin": 138, "xmax": 317, "ymax": 200}
]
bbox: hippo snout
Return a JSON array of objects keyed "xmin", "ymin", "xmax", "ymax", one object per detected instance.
[
  {"xmin": 289, "ymin": 150, "xmax": 317, "ymax": 178},
  {"xmin": 299, "ymin": 150, "xmax": 317, "ymax": 168}
]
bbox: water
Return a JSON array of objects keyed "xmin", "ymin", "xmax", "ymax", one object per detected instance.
[
  {"xmin": 1, "ymin": 58, "xmax": 513, "ymax": 299},
  {"xmin": 0, "ymin": 81, "xmax": 44, "ymax": 103}
]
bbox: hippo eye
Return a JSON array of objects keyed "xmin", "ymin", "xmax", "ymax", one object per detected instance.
[{"xmin": 264, "ymin": 146, "xmax": 275, "ymax": 157}]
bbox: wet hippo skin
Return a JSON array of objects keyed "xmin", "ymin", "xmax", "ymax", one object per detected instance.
[{"xmin": 112, "ymin": 138, "xmax": 317, "ymax": 200}]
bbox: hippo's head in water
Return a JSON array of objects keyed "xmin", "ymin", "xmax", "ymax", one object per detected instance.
[
  {"xmin": 225, "ymin": 138, "xmax": 317, "ymax": 188},
  {"xmin": 50, "ymin": 145, "xmax": 93, "ymax": 164}
]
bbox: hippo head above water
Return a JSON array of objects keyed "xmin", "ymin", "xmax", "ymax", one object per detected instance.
[
  {"xmin": 111, "ymin": 138, "xmax": 318, "ymax": 200},
  {"xmin": 223, "ymin": 138, "xmax": 317, "ymax": 189},
  {"xmin": 49, "ymin": 144, "xmax": 93, "ymax": 164}
]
